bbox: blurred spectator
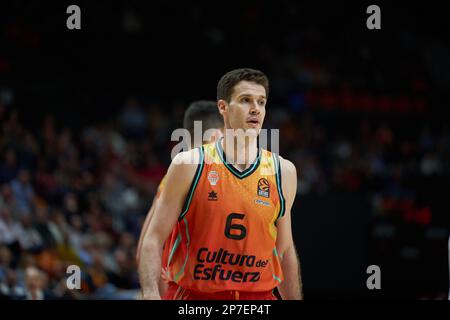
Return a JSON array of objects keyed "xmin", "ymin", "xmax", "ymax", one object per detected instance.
[
  {"xmin": 10, "ymin": 169, "xmax": 35, "ymax": 215},
  {"xmin": 0, "ymin": 246, "xmax": 13, "ymax": 280},
  {"xmin": 15, "ymin": 214, "xmax": 43, "ymax": 252},
  {"xmin": 0, "ymin": 268, "xmax": 26, "ymax": 299},
  {"xmin": 23, "ymin": 266, "xmax": 53, "ymax": 300},
  {"xmin": 34, "ymin": 207, "xmax": 56, "ymax": 248},
  {"xmin": 0, "ymin": 150, "xmax": 18, "ymax": 184},
  {"xmin": 0, "ymin": 207, "xmax": 20, "ymax": 247}
]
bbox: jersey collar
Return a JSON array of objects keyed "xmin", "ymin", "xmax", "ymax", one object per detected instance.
[{"xmin": 215, "ymin": 137, "xmax": 262, "ymax": 179}]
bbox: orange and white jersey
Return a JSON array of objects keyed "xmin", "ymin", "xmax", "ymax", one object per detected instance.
[{"xmin": 166, "ymin": 138, "xmax": 286, "ymax": 293}]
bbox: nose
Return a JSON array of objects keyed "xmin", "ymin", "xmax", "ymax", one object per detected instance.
[{"xmin": 249, "ymin": 101, "xmax": 260, "ymax": 115}]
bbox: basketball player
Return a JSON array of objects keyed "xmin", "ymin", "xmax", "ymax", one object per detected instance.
[
  {"xmin": 136, "ymin": 100, "xmax": 223, "ymax": 295},
  {"xmin": 139, "ymin": 68, "xmax": 302, "ymax": 300}
]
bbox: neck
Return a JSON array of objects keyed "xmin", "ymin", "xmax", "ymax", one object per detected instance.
[{"xmin": 221, "ymin": 133, "xmax": 258, "ymax": 171}]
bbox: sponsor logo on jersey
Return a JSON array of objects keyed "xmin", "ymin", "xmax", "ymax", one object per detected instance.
[
  {"xmin": 257, "ymin": 178, "xmax": 270, "ymax": 198},
  {"xmin": 254, "ymin": 199, "xmax": 271, "ymax": 207},
  {"xmin": 208, "ymin": 171, "xmax": 219, "ymax": 186},
  {"xmin": 208, "ymin": 190, "xmax": 218, "ymax": 201},
  {"xmin": 193, "ymin": 247, "xmax": 269, "ymax": 283}
]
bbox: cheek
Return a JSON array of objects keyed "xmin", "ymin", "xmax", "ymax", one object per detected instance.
[
  {"xmin": 230, "ymin": 106, "xmax": 245, "ymax": 119},
  {"xmin": 260, "ymin": 109, "xmax": 266, "ymax": 119}
]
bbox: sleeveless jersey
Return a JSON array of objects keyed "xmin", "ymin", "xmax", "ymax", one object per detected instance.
[{"xmin": 166, "ymin": 138, "xmax": 286, "ymax": 293}]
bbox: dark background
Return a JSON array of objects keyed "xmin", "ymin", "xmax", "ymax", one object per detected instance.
[{"xmin": 0, "ymin": 1, "xmax": 449, "ymax": 299}]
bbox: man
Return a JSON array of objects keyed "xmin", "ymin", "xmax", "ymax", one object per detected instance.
[
  {"xmin": 139, "ymin": 68, "xmax": 302, "ymax": 300},
  {"xmin": 23, "ymin": 266, "xmax": 55, "ymax": 300},
  {"xmin": 136, "ymin": 100, "xmax": 223, "ymax": 295}
]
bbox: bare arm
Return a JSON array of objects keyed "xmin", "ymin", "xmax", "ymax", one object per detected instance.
[
  {"xmin": 136, "ymin": 195, "xmax": 169, "ymax": 297},
  {"xmin": 138, "ymin": 150, "xmax": 199, "ymax": 299},
  {"xmin": 276, "ymin": 158, "xmax": 303, "ymax": 300},
  {"xmin": 136, "ymin": 196, "xmax": 158, "ymax": 265}
]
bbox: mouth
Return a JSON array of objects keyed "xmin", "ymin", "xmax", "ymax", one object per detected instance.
[{"xmin": 246, "ymin": 118, "xmax": 260, "ymax": 127}]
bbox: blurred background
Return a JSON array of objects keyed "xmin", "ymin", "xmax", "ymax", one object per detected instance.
[{"xmin": 0, "ymin": 1, "xmax": 449, "ymax": 299}]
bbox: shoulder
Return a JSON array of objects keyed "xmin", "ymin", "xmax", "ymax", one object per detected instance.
[
  {"xmin": 160, "ymin": 148, "xmax": 204, "ymax": 198},
  {"xmin": 278, "ymin": 156, "xmax": 297, "ymax": 176},
  {"xmin": 278, "ymin": 156, "xmax": 297, "ymax": 203},
  {"xmin": 265, "ymin": 150, "xmax": 297, "ymax": 175},
  {"xmin": 167, "ymin": 148, "xmax": 204, "ymax": 183},
  {"xmin": 171, "ymin": 147, "xmax": 203, "ymax": 167}
]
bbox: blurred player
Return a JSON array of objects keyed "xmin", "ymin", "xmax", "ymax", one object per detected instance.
[
  {"xmin": 139, "ymin": 68, "xmax": 302, "ymax": 300},
  {"xmin": 136, "ymin": 100, "xmax": 223, "ymax": 296}
]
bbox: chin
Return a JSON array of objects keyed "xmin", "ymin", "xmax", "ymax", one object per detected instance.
[{"xmin": 245, "ymin": 127, "xmax": 260, "ymax": 137}]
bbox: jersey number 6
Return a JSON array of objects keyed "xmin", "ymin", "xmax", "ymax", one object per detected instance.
[{"xmin": 224, "ymin": 213, "xmax": 247, "ymax": 240}]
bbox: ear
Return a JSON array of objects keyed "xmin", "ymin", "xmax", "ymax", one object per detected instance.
[{"xmin": 217, "ymin": 99, "xmax": 228, "ymax": 115}]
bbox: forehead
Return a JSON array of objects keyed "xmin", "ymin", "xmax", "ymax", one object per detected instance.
[{"xmin": 231, "ymin": 81, "xmax": 266, "ymax": 99}]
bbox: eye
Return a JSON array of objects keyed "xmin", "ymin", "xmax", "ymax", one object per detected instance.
[
  {"xmin": 241, "ymin": 97, "xmax": 250, "ymax": 103},
  {"xmin": 258, "ymin": 100, "xmax": 266, "ymax": 106}
]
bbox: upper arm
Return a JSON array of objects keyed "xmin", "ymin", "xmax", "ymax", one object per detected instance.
[
  {"xmin": 144, "ymin": 149, "xmax": 201, "ymax": 247},
  {"xmin": 276, "ymin": 157, "xmax": 298, "ymax": 257},
  {"xmin": 136, "ymin": 197, "xmax": 157, "ymax": 263}
]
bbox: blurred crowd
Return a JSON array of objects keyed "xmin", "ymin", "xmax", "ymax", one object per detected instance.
[
  {"xmin": 1, "ymin": 94, "xmax": 449, "ymax": 299},
  {"xmin": 0, "ymin": 101, "xmax": 165, "ymax": 299},
  {"xmin": 1, "ymin": 1, "xmax": 449, "ymax": 299}
]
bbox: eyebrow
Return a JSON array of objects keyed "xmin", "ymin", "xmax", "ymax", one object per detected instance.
[{"xmin": 236, "ymin": 93, "xmax": 267, "ymax": 99}]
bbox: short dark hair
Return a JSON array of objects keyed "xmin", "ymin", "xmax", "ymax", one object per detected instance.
[
  {"xmin": 217, "ymin": 68, "xmax": 269, "ymax": 102},
  {"xmin": 183, "ymin": 100, "xmax": 222, "ymax": 135}
]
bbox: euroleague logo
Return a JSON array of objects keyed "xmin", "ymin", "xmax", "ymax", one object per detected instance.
[{"xmin": 257, "ymin": 178, "xmax": 270, "ymax": 198}]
